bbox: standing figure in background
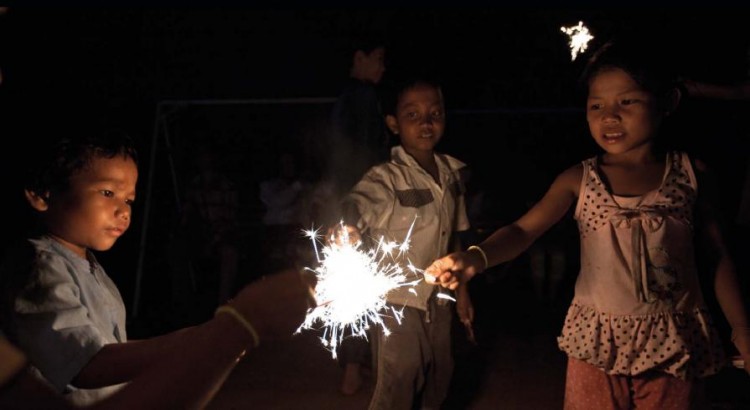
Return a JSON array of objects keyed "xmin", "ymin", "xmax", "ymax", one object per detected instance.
[
  {"xmin": 259, "ymin": 150, "xmax": 307, "ymax": 271},
  {"xmin": 328, "ymin": 36, "xmax": 390, "ymax": 199},
  {"xmin": 179, "ymin": 142, "xmax": 240, "ymax": 307}
]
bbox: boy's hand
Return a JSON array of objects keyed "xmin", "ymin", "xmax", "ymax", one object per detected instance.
[
  {"xmin": 229, "ymin": 269, "xmax": 315, "ymax": 342},
  {"xmin": 326, "ymin": 224, "xmax": 361, "ymax": 247},
  {"xmin": 456, "ymin": 285, "xmax": 476, "ymax": 344}
]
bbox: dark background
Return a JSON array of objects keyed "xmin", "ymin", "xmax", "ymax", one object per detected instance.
[{"xmin": 0, "ymin": 8, "xmax": 748, "ymax": 335}]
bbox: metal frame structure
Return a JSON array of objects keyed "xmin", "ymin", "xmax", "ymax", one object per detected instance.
[{"xmin": 132, "ymin": 97, "xmax": 336, "ymax": 317}]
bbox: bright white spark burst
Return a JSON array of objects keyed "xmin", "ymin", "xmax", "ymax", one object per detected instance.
[
  {"xmin": 297, "ymin": 222, "xmax": 421, "ymax": 359},
  {"xmin": 561, "ymin": 21, "xmax": 594, "ymax": 61}
]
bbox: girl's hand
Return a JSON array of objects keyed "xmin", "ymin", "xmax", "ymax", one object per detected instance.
[{"xmin": 424, "ymin": 251, "xmax": 483, "ymax": 290}]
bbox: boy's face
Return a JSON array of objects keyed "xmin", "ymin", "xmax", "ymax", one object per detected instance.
[
  {"xmin": 357, "ymin": 47, "xmax": 386, "ymax": 84},
  {"xmin": 39, "ymin": 155, "xmax": 138, "ymax": 258},
  {"xmin": 586, "ymin": 68, "xmax": 663, "ymax": 156},
  {"xmin": 386, "ymin": 83, "xmax": 445, "ymax": 156}
]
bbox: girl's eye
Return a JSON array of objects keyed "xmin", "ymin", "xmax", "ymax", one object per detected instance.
[
  {"xmin": 406, "ymin": 112, "xmax": 419, "ymax": 120},
  {"xmin": 101, "ymin": 190, "xmax": 114, "ymax": 197},
  {"xmin": 125, "ymin": 199, "xmax": 135, "ymax": 206},
  {"xmin": 431, "ymin": 111, "xmax": 443, "ymax": 119},
  {"xmin": 589, "ymin": 103, "xmax": 602, "ymax": 110},
  {"xmin": 621, "ymin": 99, "xmax": 635, "ymax": 105}
]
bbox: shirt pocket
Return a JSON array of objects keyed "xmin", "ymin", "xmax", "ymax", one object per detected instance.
[{"xmin": 395, "ymin": 188, "xmax": 434, "ymax": 208}]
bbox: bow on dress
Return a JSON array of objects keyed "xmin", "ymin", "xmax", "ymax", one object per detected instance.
[{"xmin": 610, "ymin": 207, "xmax": 666, "ymax": 303}]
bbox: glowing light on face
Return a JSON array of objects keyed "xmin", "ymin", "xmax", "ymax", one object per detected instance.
[
  {"xmin": 561, "ymin": 21, "xmax": 594, "ymax": 61},
  {"xmin": 298, "ymin": 222, "xmax": 421, "ymax": 359}
]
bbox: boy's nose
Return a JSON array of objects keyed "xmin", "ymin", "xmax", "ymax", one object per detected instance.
[{"xmin": 116, "ymin": 203, "xmax": 131, "ymax": 220}]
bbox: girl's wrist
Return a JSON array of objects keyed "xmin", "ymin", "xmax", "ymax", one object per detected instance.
[{"xmin": 466, "ymin": 245, "xmax": 488, "ymax": 273}]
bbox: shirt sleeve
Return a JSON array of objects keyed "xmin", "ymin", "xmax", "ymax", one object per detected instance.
[
  {"xmin": 344, "ymin": 169, "xmax": 395, "ymax": 235},
  {"xmin": 12, "ymin": 252, "xmax": 106, "ymax": 392}
]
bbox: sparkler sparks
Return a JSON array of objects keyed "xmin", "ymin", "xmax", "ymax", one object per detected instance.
[
  {"xmin": 298, "ymin": 222, "xmax": 421, "ymax": 359},
  {"xmin": 561, "ymin": 21, "xmax": 594, "ymax": 61}
]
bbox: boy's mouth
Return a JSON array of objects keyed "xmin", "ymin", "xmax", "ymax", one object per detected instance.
[{"xmin": 603, "ymin": 132, "xmax": 624, "ymax": 143}]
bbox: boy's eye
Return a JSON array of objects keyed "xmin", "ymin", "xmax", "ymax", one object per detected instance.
[
  {"xmin": 589, "ymin": 103, "xmax": 602, "ymax": 110},
  {"xmin": 125, "ymin": 199, "xmax": 135, "ymax": 206},
  {"xmin": 406, "ymin": 112, "xmax": 419, "ymax": 120},
  {"xmin": 431, "ymin": 111, "xmax": 443, "ymax": 119},
  {"xmin": 100, "ymin": 190, "xmax": 114, "ymax": 197},
  {"xmin": 621, "ymin": 99, "xmax": 636, "ymax": 105}
]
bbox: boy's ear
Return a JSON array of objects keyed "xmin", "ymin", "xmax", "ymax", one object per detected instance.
[
  {"xmin": 24, "ymin": 189, "xmax": 50, "ymax": 211},
  {"xmin": 663, "ymin": 87, "xmax": 681, "ymax": 116},
  {"xmin": 353, "ymin": 50, "xmax": 366, "ymax": 67},
  {"xmin": 385, "ymin": 115, "xmax": 399, "ymax": 135}
]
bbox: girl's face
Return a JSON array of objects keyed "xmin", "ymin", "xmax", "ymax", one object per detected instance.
[
  {"xmin": 386, "ymin": 83, "xmax": 445, "ymax": 157},
  {"xmin": 44, "ymin": 155, "xmax": 138, "ymax": 258},
  {"xmin": 586, "ymin": 68, "xmax": 663, "ymax": 156}
]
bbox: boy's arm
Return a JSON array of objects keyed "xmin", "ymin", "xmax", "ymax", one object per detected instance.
[
  {"xmin": 1, "ymin": 270, "xmax": 312, "ymax": 409},
  {"xmin": 694, "ymin": 161, "xmax": 750, "ymax": 373},
  {"xmin": 88, "ymin": 269, "xmax": 312, "ymax": 409},
  {"xmin": 72, "ymin": 328, "xmax": 191, "ymax": 388}
]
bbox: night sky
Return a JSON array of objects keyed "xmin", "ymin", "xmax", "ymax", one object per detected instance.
[{"xmin": 1, "ymin": 8, "xmax": 748, "ymax": 325}]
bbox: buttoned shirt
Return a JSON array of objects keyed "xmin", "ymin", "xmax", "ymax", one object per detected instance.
[
  {"xmin": 6, "ymin": 236, "xmax": 127, "ymax": 405},
  {"xmin": 345, "ymin": 145, "xmax": 470, "ymax": 310}
]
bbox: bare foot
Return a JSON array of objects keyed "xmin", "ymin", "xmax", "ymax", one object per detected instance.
[{"xmin": 340, "ymin": 363, "xmax": 363, "ymax": 395}]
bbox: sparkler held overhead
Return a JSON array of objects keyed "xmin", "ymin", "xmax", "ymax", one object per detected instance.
[{"xmin": 561, "ymin": 21, "xmax": 594, "ymax": 61}]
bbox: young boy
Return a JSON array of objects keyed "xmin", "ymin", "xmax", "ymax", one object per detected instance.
[
  {"xmin": 0, "ymin": 132, "xmax": 313, "ymax": 407},
  {"xmin": 341, "ymin": 76, "xmax": 472, "ymax": 409}
]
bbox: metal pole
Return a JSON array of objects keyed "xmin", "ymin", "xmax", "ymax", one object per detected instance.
[{"xmin": 132, "ymin": 103, "xmax": 163, "ymax": 318}]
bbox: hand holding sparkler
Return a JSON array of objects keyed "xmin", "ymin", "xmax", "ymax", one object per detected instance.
[
  {"xmin": 425, "ymin": 247, "xmax": 488, "ymax": 291},
  {"xmin": 326, "ymin": 223, "xmax": 362, "ymax": 247},
  {"xmin": 299, "ymin": 223, "xmax": 417, "ymax": 358},
  {"xmin": 223, "ymin": 269, "xmax": 315, "ymax": 344}
]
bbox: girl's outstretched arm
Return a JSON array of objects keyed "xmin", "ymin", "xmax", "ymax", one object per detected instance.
[
  {"xmin": 426, "ymin": 164, "xmax": 581, "ymax": 288},
  {"xmin": 694, "ymin": 160, "xmax": 750, "ymax": 374}
]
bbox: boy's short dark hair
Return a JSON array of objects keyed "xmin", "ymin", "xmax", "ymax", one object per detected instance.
[
  {"xmin": 381, "ymin": 74, "xmax": 443, "ymax": 116},
  {"xmin": 345, "ymin": 32, "xmax": 386, "ymax": 58},
  {"xmin": 580, "ymin": 36, "xmax": 678, "ymax": 103},
  {"xmin": 25, "ymin": 129, "xmax": 138, "ymax": 197}
]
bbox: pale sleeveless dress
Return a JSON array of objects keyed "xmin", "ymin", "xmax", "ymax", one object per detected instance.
[{"xmin": 557, "ymin": 151, "xmax": 726, "ymax": 380}]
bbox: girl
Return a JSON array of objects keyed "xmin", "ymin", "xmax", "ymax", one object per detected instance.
[{"xmin": 426, "ymin": 38, "xmax": 750, "ymax": 409}]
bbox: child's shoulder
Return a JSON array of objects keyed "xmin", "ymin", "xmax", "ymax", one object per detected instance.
[
  {"xmin": 436, "ymin": 152, "xmax": 466, "ymax": 170},
  {"xmin": 551, "ymin": 162, "xmax": 585, "ymax": 195}
]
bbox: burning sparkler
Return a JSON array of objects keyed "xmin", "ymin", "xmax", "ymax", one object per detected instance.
[
  {"xmin": 561, "ymin": 21, "xmax": 594, "ymax": 61},
  {"xmin": 298, "ymin": 222, "xmax": 422, "ymax": 359}
]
